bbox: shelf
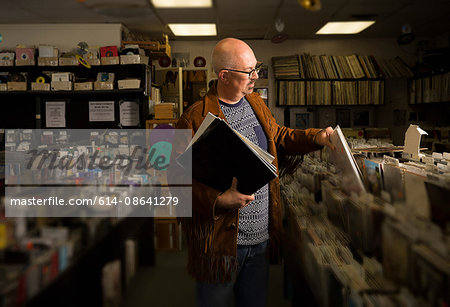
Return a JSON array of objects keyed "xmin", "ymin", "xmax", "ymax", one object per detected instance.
[
  {"xmin": 277, "ymin": 104, "xmax": 384, "ymax": 107},
  {"xmin": 275, "ymin": 78, "xmax": 384, "ymax": 81},
  {"xmin": 0, "ymin": 89, "xmax": 145, "ymax": 95}
]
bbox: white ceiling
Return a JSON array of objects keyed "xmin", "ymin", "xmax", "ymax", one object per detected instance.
[{"xmin": 0, "ymin": 0, "xmax": 449, "ymax": 41}]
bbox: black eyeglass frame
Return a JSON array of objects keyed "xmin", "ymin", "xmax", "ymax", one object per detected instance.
[{"xmin": 222, "ymin": 62, "xmax": 263, "ymax": 79}]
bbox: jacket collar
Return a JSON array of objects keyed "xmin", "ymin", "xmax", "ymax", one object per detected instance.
[{"xmin": 202, "ymin": 83, "xmax": 270, "ymax": 138}]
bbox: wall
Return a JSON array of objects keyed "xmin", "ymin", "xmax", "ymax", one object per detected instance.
[
  {"xmin": 166, "ymin": 38, "xmax": 418, "ymax": 141},
  {"xmin": 0, "ymin": 24, "xmax": 122, "ymax": 51}
]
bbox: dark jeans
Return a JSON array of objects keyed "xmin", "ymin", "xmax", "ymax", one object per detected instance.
[{"xmin": 196, "ymin": 240, "xmax": 269, "ymax": 307}]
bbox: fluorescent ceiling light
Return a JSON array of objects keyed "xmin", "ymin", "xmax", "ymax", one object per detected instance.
[
  {"xmin": 316, "ymin": 21, "xmax": 375, "ymax": 34},
  {"xmin": 151, "ymin": 0, "xmax": 212, "ymax": 8},
  {"xmin": 168, "ymin": 24, "xmax": 217, "ymax": 36}
]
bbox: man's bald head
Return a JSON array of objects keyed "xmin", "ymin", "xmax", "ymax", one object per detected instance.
[{"xmin": 212, "ymin": 38, "xmax": 256, "ymax": 75}]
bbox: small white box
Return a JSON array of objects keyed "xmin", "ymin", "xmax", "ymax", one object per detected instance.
[
  {"xmin": 118, "ymin": 79, "xmax": 141, "ymax": 89},
  {"xmin": 15, "ymin": 59, "xmax": 35, "ymax": 66},
  {"xmin": 120, "ymin": 55, "xmax": 149, "ymax": 65},
  {"xmin": 86, "ymin": 58, "xmax": 100, "ymax": 66},
  {"xmin": 94, "ymin": 81, "xmax": 114, "ymax": 90},
  {"xmin": 74, "ymin": 82, "xmax": 93, "ymax": 91},
  {"xmin": 52, "ymin": 72, "xmax": 72, "ymax": 82},
  {"xmin": 59, "ymin": 57, "xmax": 79, "ymax": 66},
  {"xmin": 0, "ymin": 59, "xmax": 14, "ymax": 66},
  {"xmin": 51, "ymin": 81, "xmax": 72, "ymax": 91},
  {"xmin": 101, "ymin": 56, "xmax": 119, "ymax": 65},
  {"xmin": 0, "ymin": 83, "xmax": 7, "ymax": 91},
  {"xmin": 31, "ymin": 82, "xmax": 50, "ymax": 91},
  {"xmin": 38, "ymin": 57, "xmax": 59, "ymax": 66},
  {"xmin": 7, "ymin": 82, "xmax": 27, "ymax": 91}
]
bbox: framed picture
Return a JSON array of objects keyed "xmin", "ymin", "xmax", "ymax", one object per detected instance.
[
  {"xmin": 257, "ymin": 64, "xmax": 268, "ymax": 79},
  {"xmin": 294, "ymin": 112, "xmax": 310, "ymax": 129},
  {"xmin": 255, "ymin": 88, "xmax": 268, "ymax": 99},
  {"xmin": 352, "ymin": 109, "xmax": 371, "ymax": 127},
  {"xmin": 254, "ymin": 88, "xmax": 268, "ymax": 106}
]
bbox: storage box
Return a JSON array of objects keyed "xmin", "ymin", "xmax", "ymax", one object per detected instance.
[
  {"xmin": 31, "ymin": 82, "xmax": 50, "ymax": 91},
  {"xmin": 94, "ymin": 81, "xmax": 114, "ymax": 90},
  {"xmin": 154, "ymin": 103, "xmax": 175, "ymax": 119},
  {"xmin": 7, "ymin": 82, "xmax": 27, "ymax": 91},
  {"xmin": 101, "ymin": 56, "xmax": 119, "ymax": 65},
  {"xmin": 0, "ymin": 59, "xmax": 14, "ymax": 66},
  {"xmin": 74, "ymin": 82, "xmax": 93, "ymax": 91},
  {"xmin": 15, "ymin": 59, "xmax": 35, "ymax": 66},
  {"xmin": 118, "ymin": 79, "xmax": 141, "ymax": 89},
  {"xmin": 51, "ymin": 72, "xmax": 73, "ymax": 82},
  {"xmin": 120, "ymin": 55, "xmax": 149, "ymax": 65},
  {"xmin": 59, "ymin": 57, "xmax": 78, "ymax": 66},
  {"xmin": 38, "ymin": 57, "xmax": 58, "ymax": 66},
  {"xmin": 51, "ymin": 81, "xmax": 72, "ymax": 91},
  {"xmin": 0, "ymin": 83, "xmax": 7, "ymax": 91},
  {"xmin": 86, "ymin": 58, "xmax": 100, "ymax": 66}
]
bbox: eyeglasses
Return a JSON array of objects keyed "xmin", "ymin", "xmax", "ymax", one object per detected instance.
[{"xmin": 222, "ymin": 62, "xmax": 263, "ymax": 79}]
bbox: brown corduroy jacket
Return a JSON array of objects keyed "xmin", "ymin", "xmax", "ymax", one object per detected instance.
[{"xmin": 174, "ymin": 85, "xmax": 323, "ymax": 283}]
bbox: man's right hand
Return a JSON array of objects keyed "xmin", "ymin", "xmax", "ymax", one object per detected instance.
[{"xmin": 215, "ymin": 177, "xmax": 254, "ymax": 210}]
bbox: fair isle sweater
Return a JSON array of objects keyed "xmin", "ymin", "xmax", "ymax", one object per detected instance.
[{"xmin": 219, "ymin": 97, "xmax": 269, "ymax": 245}]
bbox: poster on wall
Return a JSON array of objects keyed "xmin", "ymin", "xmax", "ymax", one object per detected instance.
[
  {"xmin": 89, "ymin": 101, "xmax": 115, "ymax": 122},
  {"xmin": 119, "ymin": 100, "xmax": 140, "ymax": 127},
  {"xmin": 45, "ymin": 101, "xmax": 66, "ymax": 127}
]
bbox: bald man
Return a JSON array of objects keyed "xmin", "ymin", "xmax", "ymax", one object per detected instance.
[{"xmin": 175, "ymin": 38, "xmax": 334, "ymax": 307}]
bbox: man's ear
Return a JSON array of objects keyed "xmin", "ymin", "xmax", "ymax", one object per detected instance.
[{"xmin": 218, "ymin": 70, "xmax": 227, "ymax": 82}]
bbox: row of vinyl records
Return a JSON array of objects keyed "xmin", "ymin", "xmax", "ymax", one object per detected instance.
[
  {"xmin": 409, "ymin": 72, "xmax": 450, "ymax": 104},
  {"xmin": 272, "ymin": 54, "xmax": 414, "ymax": 80},
  {"xmin": 277, "ymin": 80, "xmax": 384, "ymax": 106},
  {"xmin": 281, "ymin": 149, "xmax": 450, "ymax": 307}
]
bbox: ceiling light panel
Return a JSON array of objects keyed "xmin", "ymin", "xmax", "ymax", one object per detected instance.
[
  {"xmin": 316, "ymin": 21, "xmax": 375, "ymax": 34},
  {"xmin": 168, "ymin": 23, "xmax": 217, "ymax": 36},
  {"xmin": 151, "ymin": 0, "xmax": 212, "ymax": 8}
]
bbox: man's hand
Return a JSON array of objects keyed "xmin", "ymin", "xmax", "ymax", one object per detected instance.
[
  {"xmin": 216, "ymin": 177, "xmax": 255, "ymax": 210},
  {"xmin": 314, "ymin": 127, "xmax": 335, "ymax": 150}
]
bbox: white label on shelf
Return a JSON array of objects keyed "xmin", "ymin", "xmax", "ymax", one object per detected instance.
[
  {"xmin": 119, "ymin": 101, "xmax": 139, "ymax": 127},
  {"xmin": 89, "ymin": 101, "xmax": 115, "ymax": 122},
  {"xmin": 45, "ymin": 101, "xmax": 66, "ymax": 128}
]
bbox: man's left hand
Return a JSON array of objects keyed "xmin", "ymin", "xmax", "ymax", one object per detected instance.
[{"xmin": 314, "ymin": 127, "xmax": 335, "ymax": 150}]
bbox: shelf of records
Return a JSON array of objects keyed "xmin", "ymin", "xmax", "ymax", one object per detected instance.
[
  {"xmin": 272, "ymin": 54, "xmax": 413, "ymax": 80},
  {"xmin": 277, "ymin": 80, "xmax": 384, "ymax": 106},
  {"xmin": 0, "ymin": 70, "xmax": 147, "ymax": 92},
  {"xmin": 0, "ymin": 43, "xmax": 149, "ymax": 68},
  {"xmin": 281, "ymin": 142, "xmax": 450, "ymax": 307},
  {"xmin": 408, "ymin": 71, "xmax": 450, "ymax": 104},
  {"xmin": 0, "ymin": 216, "xmax": 149, "ymax": 306}
]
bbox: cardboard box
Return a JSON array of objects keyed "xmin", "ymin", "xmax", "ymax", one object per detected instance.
[
  {"xmin": 0, "ymin": 83, "xmax": 7, "ymax": 91},
  {"xmin": 86, "ymin": 58, "xmax": 100, "ymax": 66},
  {"xmin": 74, "ymin": 82, "xmax": 93, "ymax": 91},
  {"xmin": 31, "ymin": 82, "xmax": 50, "ymax": 91},
  {"xmin": 118, "ymin": 79, "xmax": 141, "ymax": 89},
  {"xmin": 101, "ymin": 56, "xmax": 119, "ymax": 65},
  {"xmin": 59, "ymin": 57, "xmax": 78, "ymax": 66},
  {"xmin": 120, "ymin": 55, "xmax": 149, "ymax": 65},
  {"xmin": 154, "ymin": 103, "xmax": 175, "ymax": 119},
  {"xmin": 38, "ymin": 57, "xmax": 58, "ymax": 66},
  {"xmin": 0, "ymin": 59, "xmax": 14, "ymax": 66},
  {"xmin": 52, "ymin": 72, "xmax": 73, "ymax": 82},
  {"xmin": 51, "ymin": 81, "xmax": 72, "ymax": 91},
  {"xmin": 15, "ymin": 59, "xmax": 35, "ymax": 66},
  {"xmin": 94, "ymin": 81, "xmax": 114, "ymax": 90},
  {"xmin": 8, "ymin": 82, "xmax": 27, "ymax": 91}
]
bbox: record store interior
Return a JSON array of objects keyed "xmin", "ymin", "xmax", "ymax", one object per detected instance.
[{"xmin": 0, "ymin": 0, "xmax": 450, "ymax": 306}]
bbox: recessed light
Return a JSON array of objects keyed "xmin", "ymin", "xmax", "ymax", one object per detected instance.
[
  {"xmin": 168, "ymin": 24, "xmax": 217, "ymax": 36},
  {"xmin": 316, "ymin": 21, "xmax": 375, "ymax": 34},
  {"xmin": 150, "ymin": 0, "xmax": 212, "ymax": 8}
]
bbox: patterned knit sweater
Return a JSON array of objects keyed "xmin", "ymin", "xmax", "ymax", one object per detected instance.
[{"xmin": 219, "ymin": 97, "xmax": 269, "ymax": 245}]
